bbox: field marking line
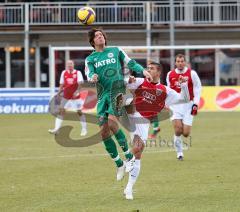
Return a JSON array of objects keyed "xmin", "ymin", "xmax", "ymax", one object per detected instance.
[{"xmin": 0, "ymin": 148, "xmax": 178, "ymax": 161}]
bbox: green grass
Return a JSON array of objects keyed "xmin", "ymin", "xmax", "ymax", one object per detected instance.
[{"xmin": 0, "ymin": 112, "xmax": 240, "ymax": 212}]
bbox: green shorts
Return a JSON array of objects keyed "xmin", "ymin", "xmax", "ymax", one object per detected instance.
[
  {"xmin": 96, "ymin": 79, "xmax": 126, "ymax": 126},
  {"xmin": 97, "ymin": 92, "xmax": 124, "ymax": 126}
]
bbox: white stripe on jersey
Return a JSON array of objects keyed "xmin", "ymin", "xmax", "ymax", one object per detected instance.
[{"xmin": 118, "ymin": 47, "xmax": 131, "ymax": 65}]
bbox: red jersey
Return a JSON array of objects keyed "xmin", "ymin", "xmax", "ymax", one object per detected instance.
[
  {"xmin": 60, "ymin": 70, "xmax": 83, "ymax": 100},
  {"xmin": 168, "ymin": 68, "xmax": 194, "ymax": 101},
  {"xmin": 133, "ymin": 79, "xmax": 167, "ymax": 119}
]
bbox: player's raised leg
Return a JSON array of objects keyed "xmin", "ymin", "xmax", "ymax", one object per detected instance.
[
  {"xmin": 101, "ymin": 122, "xmax": 126, "ymax": 180},
  {"xmin": 108, "ymin": 115, "xmax": 135, "ymax": 172}
]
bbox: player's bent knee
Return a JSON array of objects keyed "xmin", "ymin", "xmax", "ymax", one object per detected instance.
[
  {"xmin": 183, "ymin": 125, "xmax": 191, "ymax": 137},
  {"xmin": 100, "ymin": 125, "xmax": 111, "ymax": 139},
  {"xmin": 173, "ymin": 120, "xmax": 183, "ymax": 135},
  {"xmin": 132, "ymin": 134, "xmax": 145, "ymax": 159},
  {"xmin": 174, "ymin": 125, "xmax": 183, "ymax": 135},
  {"xmin": 182, "ymin": 131, "xmax": 190, "ymax": 137},
  {"xmin": 132, "ymin": 146, "xmax": 143, "ymax": 159},
  {"xmin": 175, "ymin": 129, "xmax": 183, "ymax": 136},
  {"xmin": 108, "ymin": 120, "xmax": 119, "ymax": 134},
  {"xmin": 101, "ymin": 131, "xmax": 111, "ymax": 139}
]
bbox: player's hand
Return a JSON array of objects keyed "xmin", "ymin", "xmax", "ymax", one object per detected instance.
[
  {"xmin": 91, "ymin": 74, "xmax": 98, "ymax": 83},
  {"xmin": 191, "ymin": 104, "xmax": 198, "ymax": 116},
  {"xmin": 143, "ymin": 70, "xmax": 153, "ymax": 82},
  {"xmin": 57, "ymin": 90, "xmax": 63, "ymax": 97},
  {"xmin": 128, "ymin": 76, "xmax": 136, "ymax": 84}
]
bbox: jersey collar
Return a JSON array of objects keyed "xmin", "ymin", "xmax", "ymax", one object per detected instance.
[
  {"xmin": 146, "ymin": 78, "xmax": 161, "ymax": 85},
  {"xmin": 175, "ymin": 66, "xmax": 188, "ymax": 74},
  {"xmin": 67, "ymin": 69, "xmax": 76, "ymax": 74}
]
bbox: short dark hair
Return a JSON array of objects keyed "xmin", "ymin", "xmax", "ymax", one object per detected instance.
[
  {"xmin": 148, "ymin": 61, "xmax": 163, "ymax": 72},
  {"xmin": 175, "ymin": 54, "xmax": 186, "ymax": 62},
  {"xmin": 88, "ymin": 28, "xmax": 107, "ymax": 48}
]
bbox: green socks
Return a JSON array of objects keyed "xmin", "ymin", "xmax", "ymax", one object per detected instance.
[
  {"xmin": 114, "ymin": 129, "xmax": 133, "ymax": 160},
  {"xmin": 103, "ymin": 137, "xmax": 123, "ymax": 167},
  {"xmin": 102, "ymin": 129, "xmax": 133, "ymax": 168}
]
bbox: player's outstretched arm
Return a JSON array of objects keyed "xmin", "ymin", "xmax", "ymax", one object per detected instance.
[
  {"xmin": 118, "ymin": 47, "xmax": 153, "ymax": 81},
  {"xmin": 125, "ymin": 77, "xmax": 144, "ymax": 90},
  {"xmin": 165, "ymin": 83, "xmax": 190, "ymax": 107},
  {"xmin": 118, "ymin": 47, "xmax": 145, "ymax": 72},
  {"xmin": 191, "ymin": 70, "xmax": 202, "ymax": 115},
  {"xmin": 180, "ymin": 82, "xmax": 190, "ymax": 102},
  {"xmin": 192, "ymin": 70, "xmax": 202, "ymax": 106}
]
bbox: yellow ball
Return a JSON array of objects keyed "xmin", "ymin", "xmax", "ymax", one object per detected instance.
[{"xmin": 77, "ymin": 6, "xmax": 96, "ymax": 25}]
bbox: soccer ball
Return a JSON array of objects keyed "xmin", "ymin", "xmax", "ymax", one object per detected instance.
[{"xmin": 77, "ymin": 6, "xmax": 96, "ymax": 25}]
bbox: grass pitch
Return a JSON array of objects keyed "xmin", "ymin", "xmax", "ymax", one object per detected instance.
[{"xmin": 0, "ymin": 112, "xmax": 240, "ymax": 212}]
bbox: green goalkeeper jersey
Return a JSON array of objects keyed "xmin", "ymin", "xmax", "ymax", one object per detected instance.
[{"xmin": 85, "ymin": 46, "xmax": 144, "ymax": 97}]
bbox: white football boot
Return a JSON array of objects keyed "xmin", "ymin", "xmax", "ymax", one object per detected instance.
[
  {"xmin": 125, "ymin": 155, "xmax": 135, "ymax": 173},
  {"xmin": 80, "ymin": 129, "xmax": 87, "ymax": 136},
  {"xmin": 48, "ymin": 128, "xmax": 59, "ymax": 135},
  {"xmin": 116, "ymin": 162, "xmax": 126, "ymax": 181},
  {"xmin": 124, "ymin": 187, "xmax": 133, "ymax": 200},
  {"xmin": 177, "ymin": 152, "xmax": 184, "ymax": 161}
]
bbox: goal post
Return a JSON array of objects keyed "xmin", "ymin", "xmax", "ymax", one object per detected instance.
[{"xmin": 49, "ymin": 44, "xmax": 240, "ymax": 97}]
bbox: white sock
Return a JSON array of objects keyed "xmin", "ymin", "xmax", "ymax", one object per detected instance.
[
  {"xmin": 174, "ymin": 135, "xmax": 183, "ymax": 155},
  {"xmin": 79, "ymin": 114, "xmax": 87, "ymax": 131},
  {"xmin": 55, "ymin": 116, "xmax": 63, "ymax": 130},
  {"xmin": 126, "ymin": 159, "xmax": 141, "ymax": 191}
]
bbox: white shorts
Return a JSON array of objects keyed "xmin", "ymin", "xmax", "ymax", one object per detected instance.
[
  {"xmin": 170, "ymin": 101, "xmax": 194, "ymax": 126},
  {"xmin": 128, "ymin": 111, "xmax": 150, "ymax": 145},
  {"xmin": 60, "ymin": 98, "xmax": 84, "ymax": 111}
]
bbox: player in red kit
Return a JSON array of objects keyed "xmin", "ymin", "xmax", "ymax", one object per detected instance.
[
  {"xmin": 123, "ymin": 62, "xmax": 190, "ymax": 200},
  {"xmin": 166, "ymin": 54, "xmax": 202, "ymax": 160},
  {"xmin": 48, "ymin": 60, "xmax": 87, "ymax": 136}
]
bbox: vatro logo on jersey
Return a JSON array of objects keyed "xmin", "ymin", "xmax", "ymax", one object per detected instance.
[
  {"xmin": 94, "ymin": 58, "xmax": 116, "ymax": 68},
  {"xmin": 108, "ymin": 53, "xmax": 114, "ymax": 58}
]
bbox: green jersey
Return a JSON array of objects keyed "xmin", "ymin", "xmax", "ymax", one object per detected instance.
[{"xmin": 85, "ymin": 46, "xmax": 144, "ymax": 96}]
